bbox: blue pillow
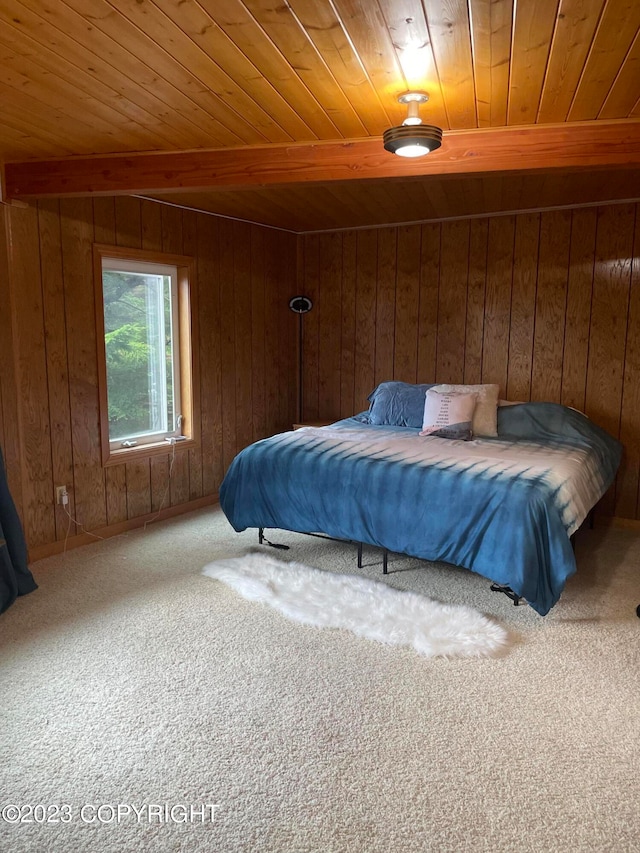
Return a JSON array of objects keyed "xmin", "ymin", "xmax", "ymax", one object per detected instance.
[{"xmin": 365, "ymin": 381, "xmax": 435, "ymax": 427}]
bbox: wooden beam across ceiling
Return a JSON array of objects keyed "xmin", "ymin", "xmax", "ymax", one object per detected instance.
[{"xmin": 5, "ymin": 120, "xmax": 640, "ymax": 200}]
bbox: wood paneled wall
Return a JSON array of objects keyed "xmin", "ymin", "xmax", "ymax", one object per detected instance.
[
  {"xmin": 3, "ymin": 196, "xmax": 640, "ymax": 557},
  {"xmin": 0, "ymin": 198, "xmax": 297, "ymax": 554},
  {"xmin": 299, "ymin": 203, "xmax": 640, "ymax": 520}
]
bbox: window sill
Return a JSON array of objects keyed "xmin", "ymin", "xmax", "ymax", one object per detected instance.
[{"xmin": 103, "ymin": 437, "xmax": 197, "ymax": 467}]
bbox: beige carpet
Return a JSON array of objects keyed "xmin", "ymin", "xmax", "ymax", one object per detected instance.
[{"xmin": 1, "ymin": 507, "xmax": 638, "ymax": 853}]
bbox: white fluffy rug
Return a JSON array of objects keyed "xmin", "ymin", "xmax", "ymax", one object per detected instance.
[{"xmin": 202, "ymin": 552, "xmax": 509, "ymax": 658}]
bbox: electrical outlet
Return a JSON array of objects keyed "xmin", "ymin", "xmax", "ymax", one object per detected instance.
[{"xmin": 55, "ymin": 485, "xmax": 68, "ymax": 505}]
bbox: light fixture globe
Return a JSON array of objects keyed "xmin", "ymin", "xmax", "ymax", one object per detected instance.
[
  {"xmin": 383, "ymin": 125, "xmax": 443, "ymax": 157},
  {"xmin": 383, "ymin": 91, "xmax": 443, "ymax": 157}
]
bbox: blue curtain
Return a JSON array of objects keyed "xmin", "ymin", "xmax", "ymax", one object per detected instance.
[{"xmin": 0, "ymin": 445, "xmax": 37, "ymax": 614}]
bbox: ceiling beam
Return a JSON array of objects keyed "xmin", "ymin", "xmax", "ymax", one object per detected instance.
[{"xmin": 4, "ymin": 120, "xmax": 640, "ymax": 200}]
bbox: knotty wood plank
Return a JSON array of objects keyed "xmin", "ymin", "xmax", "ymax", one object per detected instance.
[
  {"xmin": 150, "ymin": 455, "xmax": 170, "ymax": 514},
  {"xmin": 196, "ymin": 214, "xmax": 223, "ymax": 493},
  {"xmin": 239, "ymin": 0, "xmax": 367, "ymax": 138},
  {"xmin": 417, "ymin": 223, "xmax": 441, "ymax": 383},
  {"xmin": 561, "ymin": 208, "xmax": 596, "ymax": 412},
  {"xmin": 508, "ymin": 0, "xmax": 558, "ymax": 125},
  {"xmin": 169, "ymin": 447, "xmax": 190, "ymax": 508},
  {"xmin": 1, "ymin": 0, "xmax": 213, "ymax": 150},
  {"xmin": 233, "ymin": 220, "xmax": 253, "ymax": 450},
  {"xmin": 0, "ymin": 206, "xmax": 24, "ymax": 518},
  {"xmin": 182, "ymin": 209, "xmax": 203, "ymax": 501},
  {"xmin": 318, "ymin": 232, "xmax": 343, "ymax": 420},
  {"xmin": 354, "ymin": 230, "xmax": 378, "ymax": 410},
  {"xmin": 616, "ymin": 204, "xmax": 640, "ymax": 518},
  {"xmin": 0, "ymin": 28, "xmax": 165, "ymax": 152},
  {"xmin": 469, "ymin": 0, "xmax": 513, "ymax": 127},
  {"xmin": 600, "ymin": 31, "xmax": 640, "ymax": 119},
  {"xmin": 568, "ymin": 1, "xmax": 640, "ymax": 121},
  {"xmin": 394, "ymin": 226, "xmax": 422, "ymax": 384},
  {"xmin": 57, "ymin": 0, "xmax": 246, "ymax": 147},
  {"xmin": 155, "ymin": 0, "xmax": 319, "ymax": 142},
  {"xmin": 537, "ymin": 0, "xmax": 602, "ymax": 122},
  {"xmin": 60, "ymin": 197, "xmax": 107, "ymax": 531},
  {"xmin": 249, "ymin": 225, "xmax": 266, "ymax": 442},
  {"xmin": 436, "ymin": 220, "xmax": 469, "ymax": 384},
  {"xmin": 38, "ymin": 199, "xmax": 76, "ymax": 540},
  {"xmin": 301, "ymin": 235, "xmax": 320, "ymax": 421},
  {"xmin": 585, "ymin": 204, "xmax": 635, "ymax": 513},
  {"xmin": 422, "ymin": 0, "xmax": 477, "ymax": 128},
  {"xmin": 278, "ymin": 230, "xmax": 298, "ymax": 431},
  {"xmin": 375, "ymin": 228, "xmax": 397, "ymax": 386},
  {"xmin": 115, "ymin": 196, "xmax": 142, "ymax": 250},
  {"xmin": 340, "ymin": 231, "xmax": 357, "ymax": 418},
  {"xmin": 464, "ymin": 218, "xmax": 489, "ymax": 384},
  {"xmin": 125, "ymin": 461, "xmax": 152, "ymax": 519},
  {"xmin": 8, "ymin": 204, "xmax": 56, "ymax": 547},
  {"xmin": 218, "ymin": 218, "xmax": 238, "ymax": 472},
  {"xmin": 507, "ymin": 213, "xmax": 540, "ymax": 401},
  {"xmin": 98, "ymin": 0, "xmax": 291, "ymax": 144},
  {"xmin": 482, "ymin": 216, "xmax": 515, "ymax": 392},
  {"xmin": 289, "ymin": 0, "xmax": 395, "ymax": 132}
]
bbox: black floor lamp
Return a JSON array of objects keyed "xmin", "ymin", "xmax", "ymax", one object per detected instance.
[{"xmin": 289, "ymin": 296, "xmax": 313, "ymax": 423}]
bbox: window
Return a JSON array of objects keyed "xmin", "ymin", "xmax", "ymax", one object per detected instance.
[{"xmin": 94, "ymin": 245, "xmax": 199, "ymax": 466}]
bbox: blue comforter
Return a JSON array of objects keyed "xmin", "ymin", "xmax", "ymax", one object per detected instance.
[{"xmin": 220, "ymin": 403, "xmax": 621, "ymax": 615}]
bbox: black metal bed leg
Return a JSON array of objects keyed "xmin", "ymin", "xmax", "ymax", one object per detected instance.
[
  {"xmin": 357, "ymin": 542, "xmax": 363, "ymax": 568},
  {"xmin": 258, "ymin": 527, "xmax": 264, "ymax": 545},
  {"xmin": 382, "ymin": 550, "xmax": 388, "ymax": 574}
]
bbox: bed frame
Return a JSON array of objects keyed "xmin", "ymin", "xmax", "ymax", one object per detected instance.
[{"xmin": 257, "ymin": 508, "xmax": 595, "ymax": 609}]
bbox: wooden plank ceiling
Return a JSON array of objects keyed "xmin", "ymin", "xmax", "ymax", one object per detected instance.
[{"xmin": 1, "ymin": 0, "xmax": 639, "ymax": 232}]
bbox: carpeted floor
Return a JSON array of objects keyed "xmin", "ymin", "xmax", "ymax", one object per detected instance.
[{"xmin": 1, "ymin": 506, "xmax": 638, "ymax": 853}]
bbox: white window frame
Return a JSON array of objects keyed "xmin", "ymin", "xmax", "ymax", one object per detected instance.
[{"xmin": 93, "ymin": 244, "xmax": 199, "ymax": 467}]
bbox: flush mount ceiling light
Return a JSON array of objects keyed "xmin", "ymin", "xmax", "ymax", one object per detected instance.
[{"xmin": 383, "ymin": 92, "xmax": 443, "ymax": 158}]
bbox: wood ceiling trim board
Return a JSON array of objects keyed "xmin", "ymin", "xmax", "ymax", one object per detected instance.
[
  {"xmin": 468, "ymin": 0, "xmax": 514, "ymax": 128},
  {"xmin": 286, "ymin": 0, "xmax": 396, "ymax": 133},
  {"xmin": 90, "ymin": 0, "xmax": 291, "ymax": 144},
  {"xmin": 421, "ymin": 0, "xmax": 478, "ymax": 129},
  {"xmin": 0, "ymin": 36, "xmax": 176, "ymax": 154},
  {"xmin": 568, "ymin": 0, "xmax": 640, "ymax": 121},
  {"xmin": 536, "ymin": 0, "xmax": 603, "ymax": 123},
  {"xmin": 198, "ymin": 0, "xmax": 347, "ymax": 139},
  {"xmin": 598, "ymin": 28, "xmax": 640, "ymax": 119},
  {"xmin": 151, "ymin": 0, "xmax": 320, "ymax": 141},
  {"xmin": 7, "ymin": 120, "xmax": 640, "ymax": 199},
  {"xmin": 373, "ymin": 0, "xmax": 449, "ymax": 129},
  {"xmin": 7, "ymin": 0, "xmax": 242, "ymax": 149},
  {"xmin": 218, "ymin": 0, "xmax": 368, "ymax": 138},
  {"xmin": 507, "ymin": 0, "xmax": 559, "ymax": 125}
]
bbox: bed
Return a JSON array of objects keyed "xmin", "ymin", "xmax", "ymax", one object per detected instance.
[{"xmin": 220, "ymin": 382, "xmax": 622, "ymax": 616}]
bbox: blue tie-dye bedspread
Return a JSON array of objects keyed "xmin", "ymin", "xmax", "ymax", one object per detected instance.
[{"xmin": 220, "ymin": 403, "xmax": 621, "ymax": 616}]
